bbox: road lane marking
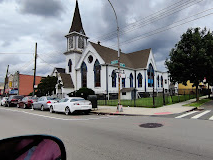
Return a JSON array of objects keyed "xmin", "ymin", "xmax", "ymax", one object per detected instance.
[
  {"xmin": 209, "ymin": 115, "xmax": 213, "ymax": 120},
  {"xmin": 191, "ymin": 110, "xmax": 211, "ymax": 119},
  {"xmin": 175, "ymin": 111, "xmax": 198, "ymax": 119},
  {"xmin": 0, "ymin": 107, "xmax": 118, "ymax": 121}
]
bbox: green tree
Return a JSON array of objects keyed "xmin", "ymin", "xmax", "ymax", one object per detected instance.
[
  {"xmin": 203, "ymin": 31, "xmax": 213, "ymax": 86},
  {"xmin": 36, "ymin": 76, "xmax": 57, "ymax": 96},
  {"xmin": 165, "ymin": 28, "xmax": 209, "ymax": 101}
]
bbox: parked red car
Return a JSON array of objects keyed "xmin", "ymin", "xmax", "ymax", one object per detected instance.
[
  {"xmin": 5, "ymin": 95, "xmax": 24, "ymax": 107},
  {"xmin": 17, "ymin": 96, "xmax": 38, "ymax": 109}
]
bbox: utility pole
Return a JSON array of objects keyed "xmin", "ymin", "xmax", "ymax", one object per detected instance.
[
  {"xmin": 32, "ymin": 43, "xmax": 37, "ymax": 97},
  {"xmin": 3, "ymin": 65, "xmax": 9, "ymax": 97},
  {"xmin": 107, "ymin": 0, "xmax": 123, "ymax": 112}
]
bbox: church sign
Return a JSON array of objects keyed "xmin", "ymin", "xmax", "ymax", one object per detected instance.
[
  {"xmin": 111, "ymin": 60, "xmax": 125, "ymax": 67},
  {"xmin": 111, "ymin": 60, "xmax": 118, "ymax": 65}
]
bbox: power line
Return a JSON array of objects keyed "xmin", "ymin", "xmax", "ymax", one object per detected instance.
[
  {"xmin": 91, "ymin": 0, "xmax": 204, "ymax": 42},
  {"xmin": 109, "ymin": 9, "xmax": 213, "ymax": 48},
  {"xmin": 37, "ymin": 55, "xmax": 56, "ymax": 68}
]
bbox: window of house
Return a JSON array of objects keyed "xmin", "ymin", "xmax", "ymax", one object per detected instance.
[
  {"xmin": 78, "ymin": 37, "xmax": 84, "ymax": 49},
  {"xmin": 161, "ymin": 76, "xmax": 163, "ymax": 88},
  {"xmin": 137, "ymin": 73, "xmax": 142, "ymax": 88},
  {"xmin": 111, "ymin": 70, "xmax": 117, "ymax": 88},
  {"xmin": 122, "ymin": 92, "xmax": 126, "ymax": 95},
  {"xmin": 81, "ymin": 62, "xmax": 87, "ymax": 87},
  {"xmin": 147, "ymin": 63, "xmax": 154, "ymax": 87},
  {"xmin": 69, "ymin": 37, "xmax": 73, "ymax": 49},
  {"xmin": 122, "ymin": 78, "xmax": 125, "ymax": 88},
  {"xmin": 129, "ymin": 73, "xmax": 133, "ymax": 88},
  {"xmin": 88, "ymin": 55, "xmax": 93, "ymax": 63},
  {"xmin": 94, "ymin": 60, "xmax": 101, "ymax": 87},
  {"xmin": 68, "ymin": 59, "xmax": 72, "ymax": 72},
  {"xmin": 157, "ymin": 75, "xmax": 159, "ymax": 87}
]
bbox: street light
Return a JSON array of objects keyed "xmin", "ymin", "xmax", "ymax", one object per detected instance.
[{"xmin": 107, "ymin": 0, "xmax": 123, "ymax": 112}]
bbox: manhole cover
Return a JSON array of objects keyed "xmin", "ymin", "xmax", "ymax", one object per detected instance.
[{"xmin": 139, "ymin": 123, "xmax": 163, "ymax": 128}]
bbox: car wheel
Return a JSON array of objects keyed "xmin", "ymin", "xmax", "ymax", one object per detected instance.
[
  {"xmin": 24, "ymin": 104, "xmax": 27, "ymax": 109},
  {"xmin": 41, "ymin": 105, "xmax": 44, "ymax": 111},
  {"xmin": 50, "ymin": 106, "xmax": 54, "ymax": 113},
  {"xmin": 65, "ymin": 107, "xmax": 70, "ymax": 115}
]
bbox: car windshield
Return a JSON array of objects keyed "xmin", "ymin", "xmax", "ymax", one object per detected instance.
[
  {"xmin": 59, "ymin": 99, "xmax": 67, "ymax": 103},
  {"xmin": 13, "ymin": 96, "xmax": 23, "ymax": 99},
  {"xmin": 31, "ymin": 97, "xmax": 38, "ymax": 100},
  {"xmin": 47, "ymin": 97, "xmax": 54, "ymax": 100},
  {"xmin": 71, "ymin": 98, "xmax": 85, "ymax": 102}
]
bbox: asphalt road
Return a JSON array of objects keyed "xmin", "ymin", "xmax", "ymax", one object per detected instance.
[{"xmin": 0, "ymin": 106, "xmax": 213, "ymax": 160}]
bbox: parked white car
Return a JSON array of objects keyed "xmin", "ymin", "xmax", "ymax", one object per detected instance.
[
  {"xmin": 49, "ymin": 97, "xmax": 92, "ymax": 115},
  {"xmin": 1, "ymin": 97, "xmax": 8, "ymax": 106}
]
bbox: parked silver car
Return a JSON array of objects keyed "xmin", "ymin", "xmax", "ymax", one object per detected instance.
[{"xmin": 32, "ymin": 96, "xmax": 58, "ymax": 111}]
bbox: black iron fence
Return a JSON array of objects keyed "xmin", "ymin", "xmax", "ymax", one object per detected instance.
[{"xmin": 97, "ymin": 88, "xmax": 211, "ymax": 108}]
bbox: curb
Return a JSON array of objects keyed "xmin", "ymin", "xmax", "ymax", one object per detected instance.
[
  {"xmin": 90, "ymin": 111, "xmax": 143, "ymax": 116},
  {"xmin": 91, "ymin": 106, "xmax": 197, "ymax": 116}
]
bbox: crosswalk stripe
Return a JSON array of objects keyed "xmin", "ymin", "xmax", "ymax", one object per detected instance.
[
  {"xmin": 191, "ymin": 110, "xmax": 211, "ymax": 119},
  {"xmin": 209, "ymin": 115, "xmax": 213, "ymax": 120},
  {"xmin": 175, "ymin": 111, "xmax": 198, "ymax": 119}
]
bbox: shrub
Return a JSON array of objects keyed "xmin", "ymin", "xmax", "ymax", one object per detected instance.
[{"xmin": 68, "ymin": 88, "xmax": 95, "ymax": 100}]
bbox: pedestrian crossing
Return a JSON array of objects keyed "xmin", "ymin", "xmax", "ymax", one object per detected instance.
[{"xmin": 175, "ymin": 110, "xmax": 213, "ymax": 121}]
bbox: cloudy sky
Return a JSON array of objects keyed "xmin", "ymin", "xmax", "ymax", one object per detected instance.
[{"xmin": 0, "ymin": 0, "xmax": 213, "ymax": 82}]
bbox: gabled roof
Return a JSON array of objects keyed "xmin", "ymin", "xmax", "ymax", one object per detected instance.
[
  {"xmin": 69, "ymin": 0, "xmax": 85, "ymax": 35},
  {"xmin": 90, "ymin": 42, "xmax": 151, "ymax": 69},
  {"xmin": 55, "ymin": 68, "xmax": 65, "ymax": 73},
  {"xmin": 60, "ymin": 73, "xmax": 74, "ymax": 88}
]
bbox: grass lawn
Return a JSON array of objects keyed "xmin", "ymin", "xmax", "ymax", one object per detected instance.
[
  {"xmin": 183, "ymin": 98, "xmax": 212, "ymax": 108},
  {"xmin": 98, "ymin": 94, "xmax": 201, "ymax": 108}
]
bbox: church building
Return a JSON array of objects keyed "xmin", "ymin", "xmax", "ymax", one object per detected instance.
[{"xmin": 52, "ymin": 1, "xmax": 171, "ymax": 99}]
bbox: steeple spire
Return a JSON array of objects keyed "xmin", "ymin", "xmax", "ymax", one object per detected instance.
[{"xmin": 69, "ymin": 0, "xmax": 85, "ymax": 35}]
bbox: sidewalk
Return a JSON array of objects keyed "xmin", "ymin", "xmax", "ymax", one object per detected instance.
[{"xmin": 91, "ymin": 96, "xmax": 209, "ymax": 116}]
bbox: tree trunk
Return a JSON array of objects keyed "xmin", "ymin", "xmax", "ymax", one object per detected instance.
[{"xmin": 196, "ymin": 85, "xmax": 199, "ymax": 102}]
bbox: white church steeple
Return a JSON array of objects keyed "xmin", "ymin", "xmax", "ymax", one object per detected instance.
[{"xmin": 65, "ymin": 0, "xmax": 88, "ymax": 53}]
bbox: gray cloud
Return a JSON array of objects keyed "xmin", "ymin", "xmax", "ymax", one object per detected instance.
[
  {"xmin": 0, "ymin": 0, "xmax": 213, "ymax": 82},
  {"xmin": 19, "ymin": 0, "xmax": 64, "ymax": 17}
]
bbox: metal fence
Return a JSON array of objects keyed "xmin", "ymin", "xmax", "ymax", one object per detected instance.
[{"xmin": 97, "ymin": 89, "xmax": 211, "ymax": 108}]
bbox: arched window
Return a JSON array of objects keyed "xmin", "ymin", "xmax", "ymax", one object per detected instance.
[
  {"xmin": 81, "ymin": 62, "xmax": 87, "ymax": 87},
  {"xmin": 129, "ymin": 73, "xmax": 133, "ymax": 88},
  {"xmin": 137, "ymin": 73, "xmax": 143, "ymax": 88},
  {"xmin": 78, "ymin": 37, "xmax": 84, "ymax": 49},
  {"xmin": 94, "ymin": 60, "xmax": 101, "ymax": 87},
  {"xmin": 69, "ymin": 37, "xmax": 73, "ymax": 49},
  {"xmin": 147, "ymin": 63, "xmax": 154, "ymax": 87},
  {"xmin": 161, "ymin": 76, "xmax": 163, "ymax": 88},
  {"xmin": 68, "ymin": 59, "xmax": 72, "ymax": 72},
  {"xmin": 157, "ymin": 75, "xmax": 159, "ymax": 87},
  {"xmin": 122, "ymin": 78, "xmax": 125, "ymax": 88},
  {"xmin": 111, "ymin": 70, "xmax": 117, "ymax": 88}
]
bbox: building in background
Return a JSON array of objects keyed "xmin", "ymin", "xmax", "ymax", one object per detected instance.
[
  {"xmin": 0, "ymin": 82, "xmax": 4, "ymax": 96},
  {"xmin": 8, "ymin": 71, "xmax": 43, "ymax": 96},
  {"xmin": 178, "ymin": 80, "xmax": 211, "ymax": 95}
]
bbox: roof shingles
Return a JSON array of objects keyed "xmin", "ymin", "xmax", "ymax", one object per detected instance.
[
  {"xmin": 90, "ymin": 42, "xmax": 151, "ymax": 69},
  {"xmin": 60, "ymin": 73, "xmax": 74, "ymax": 89}
]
